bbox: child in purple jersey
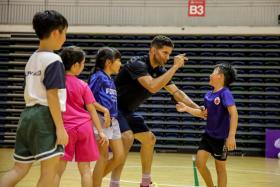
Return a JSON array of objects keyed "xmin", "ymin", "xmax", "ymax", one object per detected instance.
[
  {"xmin": 176, "ymin": 63, "xmax": 238, "ymax": 187},
  {"xmin": 54, "ymin": 46, "xmax": 108, "ymax": 187},
  {"xmin": 88, "ymin": 47, "xmax": 124, "ymax": 187}
]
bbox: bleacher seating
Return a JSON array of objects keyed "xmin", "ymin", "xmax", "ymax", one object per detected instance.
[{"xmin": 0, "ymin": 32, "xmax": 280, "ymax": 156}]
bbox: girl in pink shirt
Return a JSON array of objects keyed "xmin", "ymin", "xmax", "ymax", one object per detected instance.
[{"xmin": 55, "ymin": 46, "xmax": 108, "ymax": 187}]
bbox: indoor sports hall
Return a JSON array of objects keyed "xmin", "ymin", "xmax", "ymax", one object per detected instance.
[{"xmin": 0, "ymin": 1, "xmax": 280, "ymax": 187}]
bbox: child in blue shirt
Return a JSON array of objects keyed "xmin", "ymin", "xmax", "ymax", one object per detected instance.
[{"xmin": 88, "ymin": 47, "xmax": 124, "ymax": 187}]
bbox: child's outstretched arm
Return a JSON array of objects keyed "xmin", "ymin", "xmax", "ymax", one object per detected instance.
[
  {"xmin": 226, "ymin": 105, "xmax": 238, "ymax": 151},
  {"xmin": 176, "ymin": 102, "xmax": 206, "ymax": 119},
  {"xmin": 93, "ymin": 102, "xmax": 111, "ymax": 128},
  {"xmin": 47, "ymin": 89, "xmax": 68, "ymax": 146},
  {"xmin": 86, "ymin": 103, "xmax": 109, "ymax": 146}
]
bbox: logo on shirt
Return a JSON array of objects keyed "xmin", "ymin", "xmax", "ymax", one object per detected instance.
[
  {"xmin": 214, "ymin": 97, "xmax": 221, "ymax": 105},
  {"xmin": 106, "ymin": 88, "xmax": 117, "ymax": 95},
  {"xmin": 25, "ymin": 70, "xmax": 41, "ymax": 76}
]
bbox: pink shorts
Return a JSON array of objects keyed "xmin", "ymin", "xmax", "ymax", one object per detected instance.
[{"xmin": 62, "ymin": 122, "xmax": 99, "ymax": 162}]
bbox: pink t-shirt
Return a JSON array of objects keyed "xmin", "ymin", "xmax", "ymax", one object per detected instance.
[{"xmin": 63, "ymin": 74, "xmax": 96, "ymax": 131}]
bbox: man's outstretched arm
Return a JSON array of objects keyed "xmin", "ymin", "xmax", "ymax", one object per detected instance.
[{"xmin": 165, "ymin": 84, "xmax": 200, "ymax": 109}]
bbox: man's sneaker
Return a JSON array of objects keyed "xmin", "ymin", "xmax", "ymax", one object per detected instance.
[{"xmin": 140, "ymin": 182, "xmax": 158, "ymax": 187}]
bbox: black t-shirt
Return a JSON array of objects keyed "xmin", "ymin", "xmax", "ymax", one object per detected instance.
[{"xmin": 115, "ymin": 55, "xmax": 173, "ymax": 112}]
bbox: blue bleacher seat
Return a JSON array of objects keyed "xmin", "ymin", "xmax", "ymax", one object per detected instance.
[
  {"xmin": 265, "ymin": 70, "xmax": 280, "ymax": 74},
  {"xmin": 199, "ymin": 77, "xmax": 209, "ymax": 82},
  {"xmin": 216, "ymin": 44, "xmax": 230, "ymax": 48},
  {"xmin": 136, "ymin": 51, "xmax": 148, "ymax": 56},
  {"xmin": 264, "ymin": 36, "xmax": 280, "ymax": 40},
  {"xmin": 265, "ymin": 87, "xmax": 279, "ymax": 92},
  {"xmin": 248, "ymin": 119, "xmax": 263, "ymax": 124},
  {"xmin": 265, "ymin": 111, "xmax": 280, "ymax": 116},
  {"xmin": 265, "ymin": 53, "xmax": 279, "ymax": 57},
  {"xmin": 231, "ymin": 86, "xmax": 245, "ymax": 91},
  {"xmin": 201, "ymin": 44, "xmax": 214, "ymax": 48},
  {"xmin": 265, "ymin": 119, "xmax": 280, "ymax": 124},
  {"xmin": 231, "ymin": 52, "xmax": 245, "ymax": 57},
  {"xmin": 231, "ymin": 44, "xmax": 245, "ymax": 48},
  {"xmin": 248, "ymin": 61, "xmax": 263, "ymax": 66},
  {"xmin": 248, "ymin": 78, "xmax": 263, "ymax": 83},
  {"xmin": 249, "ymin": 70, "xmax": 263, "ymax": 74},
  {"xmin": 231, "ymin": 61, "xmax": 245, "ymax": 65},
  {"xmin": 248, "ymin": 36, "xmax": 264, "ymax": 40},
  {"xmin": 199, "ymin": 85, "xmax": 211, "ymax": 90},
  {"xmin": 182, "ymin": 69, "xmax": 196, "ymax": 73},
  {"xmin": 122, "ymin": 36, "xmax": 137, "ymax": 40},
  {"xmin": 183, "ymin": 44, "xmax": 198, "ymax": 48},
  {"xmin": 249, "ymin": 52, "xmax": 263, "ymax": 57},
  {"xmin": 249, "ymin": 95, "xmax": 263, "ymax": 99},
  {"xmin": 122, "ymin": 43, "xmax": 134, "ymax": 47},
  {"xmin": 264, "ymin": 101, "xmax": 280, "ymax": 107},
  {"xmin": 137, "ymin": 36, "xmax": 151, "ymax": 40},
  {"xmin": 249, "ymin": 87, "xmax": 263, "ymax": 91},
  {"xmin": 107, "ymin": 35, "xmax": 121, "ymax": 39},
  {"xmin": 200, "ymin": 52, "xmax": 214, "ymax": 57},
  {"xmin": 265, "ymin": 44, "xmax": 279, "ymax": 48},
  {"xmin": 264, "ymin": 95, "xmax": 280, "ymax": 100},
  {"xmin": 234, "ymin": 95, "xmax": 245, "ymax": 99},
  {"xmin": 183, "ymin": 77, "xmax": 197, "ymax": 82},
  {"xmin": 249, "ymin": 44, "xmax": 263, "ymax": 48},
  {"xmin": 186, "ymin": 52, "xmax": 197, "ymax": 56},
  {"xmin": 231, "ymin": 36, "xmax": 246, "ymax": 40},
  {"xmin": 200, "ymin": 36, "xmax": 215, "ymax": 40},
  {"xmin": 236, "ymin": 77, "xmax": 245, "ymax": 82},
  {"xmin": 182, "ymin": 85, "xmax": 196, "ymax": 90},
  {"xmin": 199, "ymin": 60, "xmax": 214, "ymax": 65},
  {"xmin": 265, "ymin": 61, "xmax": 280, "ymax": 66},
  {"xmin": 248, "ymin": 111, "xmax": 263, "ymax": 116},
  {"xmin": 186, "ymin": 60, "xmax": 196, "ymax": 65},
  {"xmin": 183, "ymin": 36, "xmax": 199, "ymax": 40},
  {"xmin": 216, "ymin": 36, "xmax": 230, "ymax": 40},
  {"xmin": 91, "ymin": 43, "xmax": 105, "ymax": 47},
  {"xmin": 216, "ymin": 52, "xmax": 230, "ymax": 57}
]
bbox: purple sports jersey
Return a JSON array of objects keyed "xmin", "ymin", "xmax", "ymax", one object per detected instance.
[{"xmin": 204, "ymin": 87, "xmax": 235, "ymax": 139}]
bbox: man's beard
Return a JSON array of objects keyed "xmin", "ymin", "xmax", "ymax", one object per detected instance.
[{"xmin": 154, "ymin": 54, "xmax": 165, "ymax": 67}]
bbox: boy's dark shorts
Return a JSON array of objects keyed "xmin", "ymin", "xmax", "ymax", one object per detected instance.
[{"xmin": 198, "ymin": 133, "xmax": 228, "ymax": 161}]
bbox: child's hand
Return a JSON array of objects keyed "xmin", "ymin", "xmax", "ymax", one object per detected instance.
[
  {"xmin": 104, "ymin": 109, "xmax": 111, "ymax": 128},
  {"xmin": 98, "ymin": 132, "xmax": 109, "ymax": 146},
  {"xmin": 199, "ymin": 106, "xmax": 208, "ymax": 120},
  {"xmin": 176, "ymin": 102, "xmax": 187, "ymax": 112},
  {"xmin": 226, "ymin": 135, "xmax": 236, "ymax": 151},
  {"xmin": 56, "ymin": 127, "xmax": 69, "ymax": 146}
]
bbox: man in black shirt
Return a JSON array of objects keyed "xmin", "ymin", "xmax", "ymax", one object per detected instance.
[{"xmin": 110, "ymin": 35, "xmax": 203, "ymax": 187}]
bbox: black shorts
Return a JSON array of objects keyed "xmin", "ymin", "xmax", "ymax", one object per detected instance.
[
  {"xmin": 117, "ymin": 110, "xmax": 149, "ymax": 134},
  {"xmin": 198, "ymin": 133, "xmax": 227, "ymax": 161}
]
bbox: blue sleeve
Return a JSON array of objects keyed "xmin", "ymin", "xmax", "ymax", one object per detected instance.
[
  {"xmin": 222, "ymin": 89, "xmax": 235, "ymax": 107},
  {"xmin": 43, "ymin": 61, "xmax": 65, "ymax": 89},
  {"xmin": 88, "ymin": 74, "xmax": 102, "ymax": 96}
]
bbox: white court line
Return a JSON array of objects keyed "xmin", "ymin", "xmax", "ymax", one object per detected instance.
[
  {"xmin": 103, "ymin": 178, "xmax": 200, "ymax": 187},
  {"xmin": 124, "ymin": 165, "xmax": 280, "ymax": 176}
]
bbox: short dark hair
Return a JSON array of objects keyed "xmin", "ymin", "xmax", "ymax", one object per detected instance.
[
  {"xmin": 151, "ymin": 35, "xmax": 174, "ymax": 49},
  {"xmin": 215, "ymin": 63, "xmax": 237, "ymax": 87},
  {"xmin": 94, "ymin": 47, "xmax": 121, "ymax": 73},
  {"xmin": 60, "ymin": 46, "xmax": 86, "ymax": 71},
  {"xmin": 32, "ymin": 10, "xmax": 68, "ymax": 39}
]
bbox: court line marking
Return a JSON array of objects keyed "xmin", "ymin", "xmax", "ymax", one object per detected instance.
[
  {"xmin": 103, "ymin": 178, "xmax": 200, "ymax": 187},
  {"xmin": 124, "ymin": 165, "xmax": 280, "ymax": 176}
]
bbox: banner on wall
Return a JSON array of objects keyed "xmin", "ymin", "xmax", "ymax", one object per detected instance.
[{"xmin": 188, "ymin": 0, "xmax": 206, "ymax": 17}]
